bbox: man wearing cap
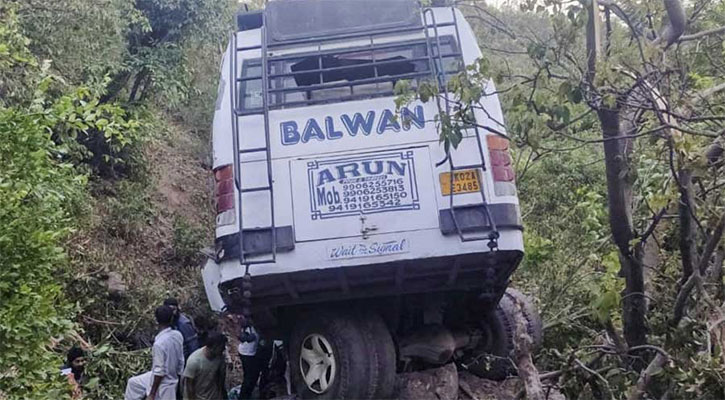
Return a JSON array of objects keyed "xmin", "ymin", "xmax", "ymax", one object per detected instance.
[{"xmin": 164, "ymin": 298, "xmax": 200, "ymax": 361}]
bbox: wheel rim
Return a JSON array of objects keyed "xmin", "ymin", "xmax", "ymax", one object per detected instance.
[{"xmin": 299, "ymin": 333, "xmax": 336, "ymax": 394}]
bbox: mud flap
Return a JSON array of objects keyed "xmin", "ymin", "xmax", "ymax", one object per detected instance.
[{"xmin": 201, "ymin": 257, "xmax": 226, "ymax": 312}]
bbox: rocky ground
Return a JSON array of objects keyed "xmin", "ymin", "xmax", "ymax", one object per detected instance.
[
  {"xmin": 395, "ymin": 364, "xmax": 565, "ymax": 400},
  {"xmin": 260, "ymin": 363, "xmax": 565, "ymax": 400}
]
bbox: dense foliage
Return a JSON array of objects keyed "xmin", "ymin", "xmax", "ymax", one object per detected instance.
[
  {"xmin": 0, "ymin": 102, "xmax": 83, "ymax": 399},
  {"xmin": 402, "ymin": 0, "xmax": 725, "ymax": 397},
  {"xmin": 3, "ymin": 0, "xmax": 724, "ymax": 398},
  {"xmin": 0, "ymin": 0, "xmax": 232, "ymax": 398}
]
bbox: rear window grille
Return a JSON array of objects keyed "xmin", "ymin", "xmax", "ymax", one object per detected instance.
[{"xmin": 239, "ymin": 36, "xmax": 461, "ymax": 112}]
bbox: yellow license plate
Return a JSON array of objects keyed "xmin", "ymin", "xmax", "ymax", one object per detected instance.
[{"xmin": 439, "ymin": 169, "xmax": 481, "ymax": 195}]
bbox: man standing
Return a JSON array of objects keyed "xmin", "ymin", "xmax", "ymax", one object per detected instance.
[
  {"xmin": 182, "ymin": 332, "xmax": 228, "ymax": 400},
  {"xmin": 125, "ymin": 306, "xmax": 185, "ymax": 400},
  {"xmin": 238, "ymin": 326, "xmax": 272, "ymax": 399},
  {"xmin": 164, "ymin": 298, "xmax": 200, "ymax": 360}
]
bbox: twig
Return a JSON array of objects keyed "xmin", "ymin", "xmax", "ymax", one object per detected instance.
[
  {"xmin": 698, "ymin": 213, "xmax": 725, "ymax": 275},
  {"xmin": 513, "ymin": 298, "xmax": 544, "ymax": 400},
  {"xmin": 679, "ymin": 26, "xmax": 725, "ymax": 42},
  {"xmin": 627, "ymin": 345, "xmax": 673, "ymax": 360},
  {"xmin": 627, "ymin": 352, "xmax": 668, "ymax": 400},
  {"xmin": 82, "ymin": 315, "xmax": 124, "ymax": 326},
  {"xmin": 671, "ymin": 213, "xmax": 725, "ymax": 325},
  {"xmin": 574, "ymin": 358, "xmax": 613, "ymax": 397}
]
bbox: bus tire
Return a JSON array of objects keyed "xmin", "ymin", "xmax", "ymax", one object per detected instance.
[
  {"xmin": 355, "ymin": 311, "xmax": 397, "ymax": 399},
  {"xmin": 289, "ymin": 309, "xmax": 371, "ymax": 399},
  {"xmin": 464, "ymin": 288, "xmax": 542, "ymax": 380}
]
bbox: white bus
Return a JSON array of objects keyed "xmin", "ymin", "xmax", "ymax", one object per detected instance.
[{"xmin": 203, "ymin": 1, "xmax": 541, "ymax": 398}]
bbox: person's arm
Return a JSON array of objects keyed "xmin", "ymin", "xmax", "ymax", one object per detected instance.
[
  {"xmin": 67, "ymin": 372, "xmax": 82, "ymax": 400},
  {"xmin": 219, "ymin": 363, "xmax": 228, "ymax": 400},
  {"xmin": 185, "ymin": 325, "xmax": 200, "ymax": 355},
  {"xmin": 148, "ymin": 342, "xmax": 167, "ymax": 400},
  {"xmin": 183, "ymin": 377, "xmax": 196, "ymax": 400},
  {"xmin": 177, "ymin": 350, "xmax": 185, "ymax": 377},
  {"xmin": 147, "ymin": 375, "xmax": 163, "ymax": 400}
]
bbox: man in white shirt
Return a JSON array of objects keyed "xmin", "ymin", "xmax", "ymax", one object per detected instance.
[{"xmin": 125, "ymin": 306, "xmax": 185, "ymax": 400}]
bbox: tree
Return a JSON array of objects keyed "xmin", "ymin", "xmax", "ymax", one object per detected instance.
[
  {"xmin": 401, "ymin": 0, "xmax": 725, "ymax": 396},
  {"xmin": 101, "ymin": 0, "xmax": 234, "ymax": 104}
]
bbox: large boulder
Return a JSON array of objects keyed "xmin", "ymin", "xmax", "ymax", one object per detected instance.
[
  {"xmin": 105, "ymin": 271, "xmax": 127, "ymax": 296},
  {"xmin": 458, "ymin": 371, "xmax": 567, "ymax": 400},
  {"xmin": 396, "ymin": 363, "xmax": 459, "ymax": 400}
]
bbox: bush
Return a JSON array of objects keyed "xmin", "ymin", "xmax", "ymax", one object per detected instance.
[
  {"xmin": 104, "ymin": 180, "xmax": 155, "ymax": 241},
  {"xmin": 0, "ymin": 107, "xmax": 84, "ymax": 399},
  {"xmin": 172, "ymin": 215, "xmax": 207, "ymax": 266}
]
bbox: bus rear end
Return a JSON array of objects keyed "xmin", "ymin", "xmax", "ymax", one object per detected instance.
[{"xmin": 203, "ymin": 2, "xmax": 535, "ymax": 397}]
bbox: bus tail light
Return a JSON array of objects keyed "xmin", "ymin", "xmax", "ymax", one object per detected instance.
[
  {"xmin": 214, "ymin": 165, "xmax": 236, "ymax": 226},
  {"xmin": 486, "ymin": 136, "xmax": 517, "ymax": 196}
]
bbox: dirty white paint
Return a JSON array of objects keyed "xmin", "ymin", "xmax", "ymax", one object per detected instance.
[{"xmin": 204, "ymin": 7, "xmax": 523, "ymax": 309}]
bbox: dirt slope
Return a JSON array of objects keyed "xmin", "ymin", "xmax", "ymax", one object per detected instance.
[{"xmin": 65, "ymin": 110, "xmax": 216, "ymax": 397}]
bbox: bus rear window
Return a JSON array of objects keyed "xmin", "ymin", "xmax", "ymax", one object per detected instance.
[{"xmin": 239, "ymin": 36, "xmax": 460, "ymax": 112}]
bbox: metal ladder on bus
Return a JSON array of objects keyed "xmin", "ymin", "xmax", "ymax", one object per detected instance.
[
  {"xmin": 229, "ymin": 21, "xmax": 277, "ymax": 266},
  {"xmin": 423, "ymin": 7, "xmax": 499, "ymax": 250}
]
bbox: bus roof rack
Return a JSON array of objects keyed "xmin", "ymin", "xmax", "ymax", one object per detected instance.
[
  {"xmin": 237, "ymin": 10, "xmax": 263, "ymax": 31},
  {"xmin": 265, "ymin": 0, "xmax": 421, "ymax": 44}
]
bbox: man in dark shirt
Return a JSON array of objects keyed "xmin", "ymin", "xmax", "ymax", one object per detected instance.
[
  {"xmin": 60, "ymin": 346, "xmax": 86, "ymax": 399},
  {"xmin": 164, "ymin": 298, "xmax": 200, "ymax": 361}
]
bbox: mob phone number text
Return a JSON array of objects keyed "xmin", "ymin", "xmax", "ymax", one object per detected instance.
[{"xmin": 327, "ymin": 178, "xmax": 410, "ymax": 212}]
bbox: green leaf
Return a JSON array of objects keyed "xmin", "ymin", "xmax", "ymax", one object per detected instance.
[
  {"xmin": 558, "ymin": 81, "xmax": 572, "ymax": 100},
  {"xmin": 592, "ymin": 289, "xmax": 619, "ymax": 323}
]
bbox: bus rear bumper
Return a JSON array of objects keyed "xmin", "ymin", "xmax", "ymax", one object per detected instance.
[
  {"xmin": 217, "ymin": 249, "xmax": 523, "ymax": 314},
  {"xmin": 202, "ymin": 257, "xmax": 227, "ymax": 312}
]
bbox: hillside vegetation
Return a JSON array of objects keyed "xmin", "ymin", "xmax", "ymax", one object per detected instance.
[
  {"xmin": 1, "ymin": 0, "xmax": 724, "ymax": 399},
  {"xmin": 0, "ymin": 0, "xmax": 233, "ymax": 398}
]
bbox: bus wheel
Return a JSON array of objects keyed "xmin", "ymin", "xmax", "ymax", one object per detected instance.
[
  {"xmin": 290, "ymin": 310, "xmax": 371, "ymax": 399},
  {"xmin": 463, "ymin": 288, "xmax": 543, "ymax": 380},
  {"xmin": 355, "ymin": 311, "xmax": 397, "ymax": 399}
]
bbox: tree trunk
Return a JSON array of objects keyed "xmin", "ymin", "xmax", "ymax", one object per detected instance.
[
  {"xmin": 128, "ymin": 69, "xmax": 149, "ymax": 103},
  {"xmin": 709, "ymin": 248, "xmax": 725, "ymax": 301},
  {"xmin": 513, "ymin": 298, "xmax": 544, "ymax": 400},
  {"xmin": 139, "ymin": 73, "xmax": 154, "ymax": 102},
  {"xmin": 598, "ymin": 108, "xmax": 648, "ymax": 348},
  {"xmin": 100, "ymin": 71, "xmax": 132, "ymax": 104},
  {"xmin": 678, "ymin": 168, "xmax": 697, "ymax": 284}
]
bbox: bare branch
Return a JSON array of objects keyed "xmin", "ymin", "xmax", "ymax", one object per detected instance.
[
  {"xmin": 678, "ymin": 168, "xmax": 698, "ymax": 283},
  {"xmin": 655, "ymin": 0, "xmax": 687, "ymax": 48},
  {"xmin": 513, "ymin": 299, "xmax": 544, "ymax": 400},
  {"xmin": 698, "ymin": 213, "xmax": 725, "ymax": 275},
  {"xmin": 679, "ymin": 26, "xmax": 725, "ymax": 43},
  {"xmin": 692, "ymin": 82, "xmax": 725, "ymax": 105},
  {"xmin": 671, "ymin": 264, "xmax": 700, "ymax": 326},
  {"xmin": 641, "ymin": 207, "xmax": 669, "ymax": 244},
  {"xmin": 672, "ymin": 213, "xmax": 725, "ymax": 325},
  {"xmin": 574, "ymin": 358, "xmax": 612, "ymax": 396},
  {"xmin": 627, "ymin": 352, "xmax": 668, "ymax": 400}
]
